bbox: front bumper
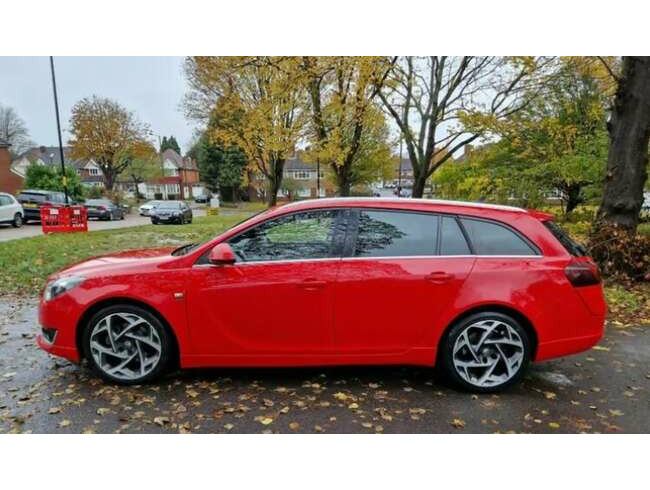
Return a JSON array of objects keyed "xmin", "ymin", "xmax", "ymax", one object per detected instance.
[
  {"xmin": 37, "ymin": 295, "xmax": 82, "ymax": 363},
  {"xmin": 87, "ymin": 210, "xmax": 110, "ymax": 220}
]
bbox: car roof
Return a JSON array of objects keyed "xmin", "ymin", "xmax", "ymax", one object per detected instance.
[
  {"xmin": 274, "ymin": 197, "xmax": 530, "ymax": 217},
  {"xmin": 19, "ymin": 189, "xmax": 60, "ymax": 195}
]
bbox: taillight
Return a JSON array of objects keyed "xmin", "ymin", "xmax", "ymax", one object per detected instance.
[{"xmin": 565, "ymin": 259, "xmax": 601, "ymax": 287}]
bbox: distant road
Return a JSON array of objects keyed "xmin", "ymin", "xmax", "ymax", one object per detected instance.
[{"xmin": 0, "ymin": 208, "xmax": 206, "ymax": 243}]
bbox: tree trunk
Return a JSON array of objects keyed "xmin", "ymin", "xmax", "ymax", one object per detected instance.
[
  {"xmin": 412, "ymin": 172, "xmax": 427, "ymax": 198},
  {"xmin": 267, "ymin": 158, "xmax": 285, "ymax": 206},
  {"xmin": 334, "ymin": 165, "xmax": 352, "ymax": 197},
  {"xmin": 597, "ymin": 56, "xmax": 650, "ymax": 233},
  {"xmin": 564, "ymin": 184, "xmax": 584, "ymax": 215}
]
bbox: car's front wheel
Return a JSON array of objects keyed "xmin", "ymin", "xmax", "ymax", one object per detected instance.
[
  {"xmin": 438, "ymin": 312, "xmax": 531, "ymax": 393},
  {"xmin": 82, "ymin": 305, "xmax": 173, "ymax": 385}
]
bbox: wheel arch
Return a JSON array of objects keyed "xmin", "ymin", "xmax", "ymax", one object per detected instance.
[
  {"xmin": 436, "ymin": 303, "xmax": 538, "ymax": 363},
  {"xmin": 75, "ymin": 296, "xmax": 180, "ymax": 368}
]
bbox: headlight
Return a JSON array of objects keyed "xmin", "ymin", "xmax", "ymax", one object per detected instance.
[{"xmin": 44, "ymin": 276, "xmax": 85, "ymax": 301}]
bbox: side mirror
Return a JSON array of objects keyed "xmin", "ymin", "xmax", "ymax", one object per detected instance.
[{"xmin": 208, "ymin": 243, "xmax": 236, "ymax": 265}]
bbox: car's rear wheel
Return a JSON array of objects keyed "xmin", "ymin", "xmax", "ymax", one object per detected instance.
[
  {"xmin": 12, "ymin": 213, "xmax": 23, "ymax": 228},
  {"xmin": 82, "ymin": 305, "xmax": 172, "ymax": 385},
  {"xmin": 439, "ymin": 312, "xmax": 530, "ymax": 393}
]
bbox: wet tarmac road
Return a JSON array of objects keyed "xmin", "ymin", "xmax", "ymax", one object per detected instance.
[{"xmin": 1, "ymin": 298, "xmax": 648, "ymax": 433}]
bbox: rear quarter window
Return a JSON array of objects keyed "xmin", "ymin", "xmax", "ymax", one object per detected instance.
[
  {"xmin": 543, "ymin": 220, "xmax": 586, "ymax": 256},
  {"xmin": 460, "ymin": 217, "xmax": 538, "ymax": 256}
]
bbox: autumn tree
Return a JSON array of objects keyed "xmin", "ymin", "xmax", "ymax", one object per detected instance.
[
  {"xmin": 596, "ymin": 56, "xmax": 650, "ymax": 233},
  {"xmin": 440, "ymin": 58, "xmax": 609, "ymax": 214},
  {"xmin": 184, "ymin": 57, "xmax": 307, "ymax": 206},
  {"xmin": 378, "ymin": 57, "xmax": 548, "ymax": 198},
  {"xmin": 68, "ymin": 96, "xmax": 154, "ymax": 191},
  {"xmin": 126, "ymin": 152, "xmax": 162, "ymax": 202},
  {"xmin": 0, "ymin": 104, "xmax": 33, "ymax": 156},
  {"xmin": 300, "ymin": 57, "xmax": 393, "ymax": 195}
]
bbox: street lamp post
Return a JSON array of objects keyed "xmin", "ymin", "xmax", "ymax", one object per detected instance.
[
  {"xmin": 49, "ymin": 56, "xmax": 69, "ymax": 205},
  {"xmin": 397, "ymin": 136, "xmax": 403, "ymax": 198},
  {"xmin": 316, "ymin": 157, "xmax": 321, "ymax": 198}
]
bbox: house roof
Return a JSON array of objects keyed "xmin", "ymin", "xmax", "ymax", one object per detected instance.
[
  {"xmin": 285, "ymin": 156, "xmax": 318, "ymax": 171},
  {"xmin": 161, "ymin": 148, "xmax": 198, "ymax": 171},
  {"xmin": 16, "ymin": 146, "xmax": 81, "ymax": 167}
]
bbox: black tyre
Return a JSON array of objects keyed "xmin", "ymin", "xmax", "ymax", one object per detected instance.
[
  {"xmin": 151, "ymin": 218, "xmax": 158, "ymax": 225},
  {"xmin": 12, "ymin": 213, "xmax": 23, "ymax": 228},
  {"xmin": 438, "ymin": 312, "xmax": 531, "ymax": 393},
  {"xmin": 81, "ymin": 304, "xmax": 173, "ymax": 385}
]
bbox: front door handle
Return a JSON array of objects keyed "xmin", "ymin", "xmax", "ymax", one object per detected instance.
[
  {"xmin": 298, "ymin": 279, "xmax": 327, "ymax": 291},
  {"xmin": 425, "ymin": 271, "xmax": 453, "ymax": 284}
]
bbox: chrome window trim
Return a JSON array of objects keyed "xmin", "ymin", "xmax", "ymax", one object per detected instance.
[
  {"xmin": 193, "ymin": 257, "xmax": 343, "ymax": 268},
  {"xmin": 193, "ymin": 254, "xmax": 543, "ymax": 267}
]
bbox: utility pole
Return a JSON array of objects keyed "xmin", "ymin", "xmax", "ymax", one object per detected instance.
[{"xmin": 49, "ymin": 56, "xmax": 69, "ymax": 205}]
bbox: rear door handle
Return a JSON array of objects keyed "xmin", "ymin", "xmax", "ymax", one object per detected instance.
[
  {"xmin": 298, "ymin": 279, "xmax": 327, "ymax": 291},
  {"xmin": 425, "ymin": 271, "xmax": 453, "ymax": 284}
]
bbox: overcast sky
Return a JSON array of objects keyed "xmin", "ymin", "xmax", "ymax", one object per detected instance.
[{"xmin": 0, "ymin": 56, "xmax": 195, "ymax": 154}]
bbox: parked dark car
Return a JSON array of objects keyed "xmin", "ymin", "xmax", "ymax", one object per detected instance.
[
  {"xmin": 17, "ymin": 189, "xmax": 68, "ymax": 223},
  {"xmin": 150, "ymin": 200, "xmax": 193, "ymax": 224},
  {"xmin": 84, "ymin": 199, "xmax": 125, "ymax": 221}
]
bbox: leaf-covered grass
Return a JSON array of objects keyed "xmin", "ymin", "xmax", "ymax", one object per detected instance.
[{"xmin": 0, "ymin": 214, "xmax": 248, "ymax": 296}]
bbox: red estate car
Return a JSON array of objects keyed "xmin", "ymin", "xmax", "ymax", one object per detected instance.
[{"xmin": 37, "ymin": 198, "xmax": 606, "ymax": 392}]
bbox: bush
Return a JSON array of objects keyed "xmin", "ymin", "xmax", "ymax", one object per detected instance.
[
  {"xmin": 24, "ymin": 162, "xmax": 84, "ymax": 201},
  {"xmin": 588, "ymin": 225, "xmax": 650, "ymax": 282}
]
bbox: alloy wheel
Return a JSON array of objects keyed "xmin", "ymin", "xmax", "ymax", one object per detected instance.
[
  {"xmin": 452, "ymin": 319, "xmax": 525, "ymax": 388},
  {"xmin": 89, "ymin": 312, "xmax": 162, "ymax": 381}
]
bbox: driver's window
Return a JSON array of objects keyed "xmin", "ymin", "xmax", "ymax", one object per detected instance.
[{"xmin": 229, "ymin": 209, "xmax": 342, "ymax": 262}]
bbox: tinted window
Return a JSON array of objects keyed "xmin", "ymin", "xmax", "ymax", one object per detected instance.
[
  {"xmin": 460, "ymin": 218, "xmax": 537, "ymax": 255},
  {"xmin": 18, "ymin": 192, "xmax": 46, "ymax": 203},
  {"xmin": 159, "ymin": 202, "xmax": 182, "ymax": 209},
  {"xmin": 0, "ymin": 195, "xmax": 12, "ymax": 206},
  {"xmin": 544, "ymin": 220, "xmax": 586, "ymax": 256},
  {"xmin": 440, "ymin": 216, "xmax": 471, "ymax": 255},
  {"xmin": 354, "ymin": 210, "xmax": 438, "ymax": 257},
  {"xmin": 229, "ymin": 210, "xmax": 342, "ymax": 262}
]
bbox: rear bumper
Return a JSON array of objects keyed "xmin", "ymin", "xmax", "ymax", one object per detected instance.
[
  {"xmin": 535, "ymin": 313, "xmax": 605, "ymax": 361},
  {"xmin": 23, "ymin": 208, "xmax": 41, "ymax": 220}
]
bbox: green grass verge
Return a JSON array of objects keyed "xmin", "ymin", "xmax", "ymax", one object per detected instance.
[{"xmin": 0, "ymin": 214, "xmax": 248, "ymax": 296}]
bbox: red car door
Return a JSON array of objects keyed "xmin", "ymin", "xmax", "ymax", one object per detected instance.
[
  {"xmin": 333, "ymin": 210, "xmax": 475, "ymax": 353},
  {"xmin": 186, "ymin": 209, "xmax": 345, "ymax": 356}
]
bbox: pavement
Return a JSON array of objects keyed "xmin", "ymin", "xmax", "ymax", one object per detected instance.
[
  {"xmin": 0, "ymin": 208, "xmax": 207, "ymax": 243},
  {"xmin": 1, "ymin": 298, "xmax": 648, "ymax": 433}
]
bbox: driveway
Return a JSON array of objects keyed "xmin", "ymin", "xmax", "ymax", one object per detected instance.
[
  {"xmin": 0, "ymin": 208, "xmax": 207, "ymax": 243},
  {"xmin": 1, "ymin": 298, "xmax": 648, "ymax": 433}
]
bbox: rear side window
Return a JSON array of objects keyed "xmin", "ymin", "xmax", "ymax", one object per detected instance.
[
  {"xmin": 18, "ymin": 193, "xmax": 46, "ymax": 202},
  {"xmin": 440, "ymin": 216, "xmax": 471, "ymax": 255},
  {"xmin": 544, "ymin": 220, "xmax": 586, "ymax": 256},
  {"xmin": 460, "ymin": 218, "xmax": 537, "ymax": 256},
  {"xmin": 354, "ymin": 210, "xmax": 438, "ymax": 257}
]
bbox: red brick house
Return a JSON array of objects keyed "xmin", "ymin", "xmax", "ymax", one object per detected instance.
[
  {"xmin": 142, "ymin": 149, "xmax": 202, "ymax": 200},
  {"xmin": 0, "ymin": 140, "xmax": 24, "ymax": 195}
]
